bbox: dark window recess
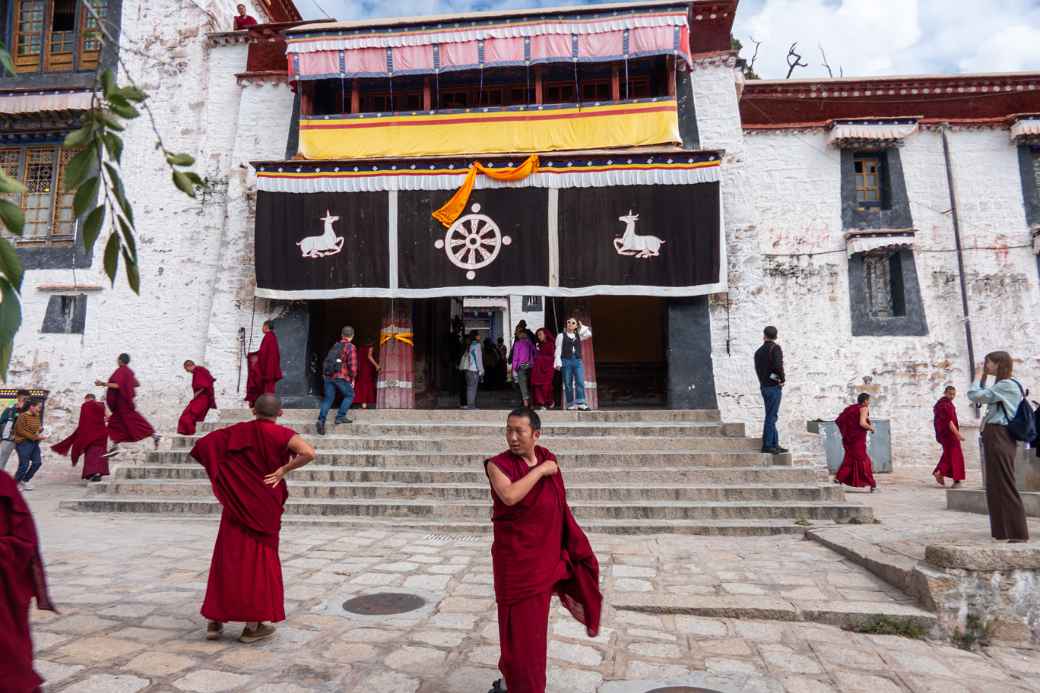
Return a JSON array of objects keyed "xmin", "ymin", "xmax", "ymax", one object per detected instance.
[
  {"xmin": 848, "ymin": 249, "xmax": 927, "ymax": 336},
  {"xmin": 41, "ymin": 293, "xmax": 86, "ymax": 334},
  {"xmin": 841, "ymin": 149, "xmax": 913, "ymax": 230},
  {"xmin": 1016, "ymin": 145, "xmax": 1040, "ymax": 229},
  {"xmin": 522, "ymin": 296, "xmax": 543, "ymax": 312},
  {"xmin": 52, "ymin": 0, "xmax": 76, "ymax": 31}
]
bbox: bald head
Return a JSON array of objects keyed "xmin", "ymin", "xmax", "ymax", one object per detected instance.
[{"xmin": 254, "ymin": 393, "xmax": 281, "ymax": 420}]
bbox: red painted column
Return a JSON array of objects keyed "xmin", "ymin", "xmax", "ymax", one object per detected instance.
[
  {"xmin": 571, "ymin": 302, "xmax": 599, "ymax": 410},
  {"xmin": 377, "ymin": 300, "xmax": 415, "ymax": 409}
]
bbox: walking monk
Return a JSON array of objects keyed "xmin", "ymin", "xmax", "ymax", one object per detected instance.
[
  {"xmin": 190, "ymin": 393, "xmax": 316, "ymax": 643},
  {"xmin": 177, "ymin": 360, "xmax": 217, "ymax": 436},
  {"xmin": 256, "ymin": 320, "xmax": 283, "ymax": 396},
  {"xmin": 51, "ymin": 394, "xmax": 110, "ymax": 482},
  {"xmin": 96, "ymin": 353, "xmax": 161, "ymax": 452},
  {"xmin": 485, "ymin": 407, "xmax": 601, "ymax": 693},
  {"xmin": 834, "ymin": 393, "xmax": 877, "ymax": 492},
  {"xmin": 0, "ymin": 470, "xmax": 56, "ymax": 692},
  {"xmin": 932, "ymin": 385, "xmax": 966, "ymax": 487}
]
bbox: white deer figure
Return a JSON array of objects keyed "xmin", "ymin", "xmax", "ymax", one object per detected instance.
[
  {"xmin": 613, "ymin": 210, "xmax": 665, "ymax": 259},
  {"xmin": 297, "ymin": 210, "xmax": 345, "ymax": 258}
]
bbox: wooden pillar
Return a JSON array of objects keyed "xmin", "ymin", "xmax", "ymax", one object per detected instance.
[
  {"xmin": 376, "ymin": 300, "xmax": 415, "ymax": 409},
  {"xmin": 350, "ymin": 80, "xmax": 360, "ymax": 114},
  {"xmin": 666, "ymin": 57, "xmax": 676, "ymax": 97},
  {"xmin": 534, "ymin": 65, "xmax": 544, "ymax": 105},
  {"xmin": 423, "ymin": 76, "xmax": 432, "ymax": 110},
  {"xmin": 300, "ymin": 82, "xmax": 313, "ymax": 116},
  {"xmin": 611, "ymin": 64, "xmax": 621, "ymax": 101}
]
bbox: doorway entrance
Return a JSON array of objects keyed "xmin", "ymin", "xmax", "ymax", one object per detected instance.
[{"xmin": 307, "ymin": 298, "xmax": 384, "ymax": 396}]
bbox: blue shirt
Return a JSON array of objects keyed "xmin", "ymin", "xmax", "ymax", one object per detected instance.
[{"xmin": 967, "ymin": 378, "xmax": 1024, "ymax": 427}]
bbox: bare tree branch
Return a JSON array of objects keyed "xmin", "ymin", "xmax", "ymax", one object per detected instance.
[
  {"xmin": 785, "ymin": 41, "xmax": 808, "ymax": 79},
  {"xmin": 747, "ymin": 36, "xmax": 762, "ymax": 75},
  {"xmin": 818, "ymin": 43, "xmax": 834, "ymax": 78}
]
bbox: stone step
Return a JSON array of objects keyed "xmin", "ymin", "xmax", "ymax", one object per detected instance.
[
  {"xmin": 118, "ymin": 464, "xmax": 818, "ymax": 485},
  {"xmin": 197, "ymin": 421, "xmax": 745, "ymax": 438},
  {"xmin": 169, "ymin": 435, "xmax": 765, "ymax": 452},
  {"xmin": 93, "ymin": 479, "xmax": 846, "ymax": 503},
  {"xmin": 215, "ymin": 408, "xmax": 722, "ymax": 424},
  {"xmin": 147, "ymin": 449, "xmax": 787, "ymax": 467},
  {"xmin": 60, "ymin": 495, "xmax": 872, "ymax": 521},
  {"xmin": 53, "ymin": 500, "xmax": 814, "ymax": 536}
]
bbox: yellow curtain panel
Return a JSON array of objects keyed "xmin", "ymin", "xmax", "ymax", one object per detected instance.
[{"xmin": 299, "ymin": 100, "xmax": 680, "ymax": 160}]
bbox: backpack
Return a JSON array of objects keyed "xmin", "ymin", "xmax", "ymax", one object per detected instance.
[
  {"xmin": 999, "ymin": 379, "xmax": 1038, "ymax": 444},
  {"xmin": 323, "ymin": 341, "xmax": 355, "ymax": 379}
]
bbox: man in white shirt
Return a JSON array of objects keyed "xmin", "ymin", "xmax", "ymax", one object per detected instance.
[{"xmin": 554, "ymin": 318, "xmax": 593, "ymax": 411}]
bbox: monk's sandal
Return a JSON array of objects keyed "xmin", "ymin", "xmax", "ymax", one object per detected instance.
[
  {"xmin": 239, "ymin": 623, "xmax": 276, "ymax": 643},
  {"xmin": 206, "ymin": 621, "xmax": 223, "ymax": 640}
]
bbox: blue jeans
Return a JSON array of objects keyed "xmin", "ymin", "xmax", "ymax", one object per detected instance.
[
  {"xmin": 14, "ymin": 441, "xmax": 42, "ymax": 482},
  {"xmin": 761, "ymin": 384, "xmax": 782, "ymax": 449},
  {"xmin": 319, "ymin": 378, "xmax": 355, "ymax": 422},
  {"xmin": 561, "ymin": 357, "xmax": 587, "ymax": 407}
]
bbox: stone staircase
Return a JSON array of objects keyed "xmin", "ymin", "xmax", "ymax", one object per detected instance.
[{"xmin": 60, "ymin": 408, "xmax": 873, "ymax": 535}]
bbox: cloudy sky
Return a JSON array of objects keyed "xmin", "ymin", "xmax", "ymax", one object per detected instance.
[{"xmin": 297, "ymin": 0, "xmax": 1040, "ymax": 80}]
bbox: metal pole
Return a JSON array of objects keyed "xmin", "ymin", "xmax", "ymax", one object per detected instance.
[{"xmin": 940, "ymin": 126, "xmax": 978, "ymax": 416}]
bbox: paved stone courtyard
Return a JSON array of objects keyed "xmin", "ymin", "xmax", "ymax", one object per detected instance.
[{"xmin": 19, "ymin": 474, "xmax": 1040, "ymax": 693}]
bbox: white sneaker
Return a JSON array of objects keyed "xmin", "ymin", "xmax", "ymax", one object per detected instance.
[
  {"xmin": 22, "ymin": 481, "xmax": 33, "ymax": 491},
  {"xmin": 566, "ymin": 404, "xmax": 578, "ymax": 411},
  {"xmin": 577, "ymin": 404, "xmax": 590, "ymax": 411}
]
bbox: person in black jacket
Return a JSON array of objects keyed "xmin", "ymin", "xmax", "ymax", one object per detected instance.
[{"xmin": 753, "ymin": 326, "xmax": 787, "ymax": 454}]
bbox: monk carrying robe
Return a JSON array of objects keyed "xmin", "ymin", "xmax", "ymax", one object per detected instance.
[
  {"xmin": 257, "ymin": 320, "xmax": 283, "ymax": 396},
  {"xmin": 190, "ymin": 393, "xmax": 315, "ymax": 643},
  {"xmin": 96, "ymin": 353, "xmax": 160, "ymax": 451},
  {"xmin": 932, "ymin": 385, "xmax": 966, "ymax": 487},
  {"xmin": 834, "ymin": 393, "xmax": 877, "ymax": 492},
  {"xmin": 51, "ymin": 394, "xmax": 110, "ymax": 482},
  {"xmin": 178, "ymin": 361, "xmax": 217, "ymax": 436},
  {"xmin": 0, "ymin": 471, "xmax": 56, "ymax": 692},
  {"xmin": 485, "ymin": 407, "xmax": 601, "ymax": 693}
]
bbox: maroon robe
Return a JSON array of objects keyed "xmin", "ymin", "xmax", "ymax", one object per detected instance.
[
  {"xmin": 190, "ymin": 419, "xmax": 296, "ymax": 623},
  {"xmin": 932, "ymin": 397, "xmax": 966, "ymax": 482},
  {"xmin": 105, "ymin": 365, "xmax": 156, "ymax": 443},
  {"xmin": 485, "ymin": 446, "xmax": 601, "ymax": 693},
  {"xmin": 257, "ymin": 333, "xmax": 283, "ymax": 396},
  {"xmin": 234, "ymin": 14, "xmax": 257, "ymax": 29},
  {"xmin": 834, "ymin": 404, "xmax": 876, "ymax": 489},
  {"xmin": 244, "ymin": 352, "xmax": 262, "ymax": 407},
  {"xmin": 354, "ymin": 345, "xmax": 377, "ymax": 406},
  {"xmin": 178, "ymin": 367, "xmax": 217, "ymax": 436},
  {"xmin": 0, "ymin": 472, "xmax": 56, "ymax": 692},
  {"xmin": 51, "ymin": 400, "xmax": 110, "ymax": 479},
  {"xmin": 531, "ymin": 332, "xmax": 556, "ymax": 408}
]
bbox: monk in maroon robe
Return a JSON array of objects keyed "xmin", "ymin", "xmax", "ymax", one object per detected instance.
[
  {"xmin": 257, "ymin": 321, "xmax": 283, "ymax": 396},
  {"xmin": 244, "ymin": 351, "xmax": 262, "ymax": 408},
  {"xmin": 190, "ymin": 393, "xmax": 315, "ymax": 644},
  {"xmin": 932, "ymin": 385, "xmax": 966, "ymax": 487},
  {"xmin": 51, "ymin": 394, "xmax": 110, "ymax": 482},
  {"xmin": 0, "ymin": 471, "xmax": 56, "ymax": 692},
  {"xmin": 96, "ymin": 353, "xmax": 160, "ymax": 451},
  {"xmin": 485, "ymin": 407, "xmax": 601, "ymax": 693},
  {"xmin": 834, "ymin": 393, "xmax": 877, "ymax": 491},
  {"xmin": 178, "ymin": 361, "xmax": 218, "ymax": 436}
]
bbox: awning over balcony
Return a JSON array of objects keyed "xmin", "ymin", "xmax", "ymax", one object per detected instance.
[
  {"xmin": 828, "ymin": 118, "xmax": 919, "ymax": 147},
  {"xmin": 298, "ymin": 97, "xmax": 680, "ymax": 159},
  {"xmin": 1010, "ymin": 115, "xmax": 1040, "ymax": 143},
  {"xmin": 252, "ymin": 152, "xmax": 724, "ymax": 299},
  {"xmin": 285, "ymin": 5, "xmax": 692, "ymax": 81},
  {"xmin": 844, "ymin": 229, "xmax": 916, "ymax": 257},
  {"xmin": 0, "ymin": 89, "xmax": 92, "ymax": 115}
]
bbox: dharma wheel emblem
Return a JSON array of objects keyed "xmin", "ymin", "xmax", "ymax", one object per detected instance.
[{"xmin": 435, "ymin": 203, "xmax": 511, "ymax": 280}]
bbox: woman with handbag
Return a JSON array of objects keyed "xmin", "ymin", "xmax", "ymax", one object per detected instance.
[
  {"xmin": 967, "ymin": 351, "xmax": 1029, "ymax": 543},
  {"xmin": 510, "ymin": 329, "xmax": 536, "ymax": 408}
]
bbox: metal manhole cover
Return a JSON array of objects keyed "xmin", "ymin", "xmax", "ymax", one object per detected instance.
[
  {"xmin": 342, "ymin": 592, "xmax": 426, "ymax": 615},
  {"xmin": 646, "ymin": 688, "xmax": 724, "ymax": 693}
]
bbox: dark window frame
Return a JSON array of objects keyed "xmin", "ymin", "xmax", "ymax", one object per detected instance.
[
  {"xmin": 841, "ymin": 148, "xmax": 913, "ymax": 231},
  {"xmin": 848, "ymin": 248, "xmax": 928, "ymax": 337},
  {"xmin": 40, "ymin": 292, "xmax": 87, "ymax": 333}
]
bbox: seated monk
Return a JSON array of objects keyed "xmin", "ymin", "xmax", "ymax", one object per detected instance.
[
  {"xmin": 190, "ymin": 393, "xmax": 316, "ymax": 643},
  {"xmin": 0, "ymin": 471, "xmax": 56, "ymax": 691},
  {"xmin": 177, "ymin": 360, "xmax": 217, "ymax": 436},
  {"xmin": 484, "ymin": 407, "xmax": 601, "ymax": 693}
]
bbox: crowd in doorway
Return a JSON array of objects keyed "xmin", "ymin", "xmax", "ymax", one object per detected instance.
[{"xmin": 450, "ymin": 316, "xmax": 594, "ymax": 412}]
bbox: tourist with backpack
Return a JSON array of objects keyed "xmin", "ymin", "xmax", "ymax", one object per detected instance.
[
  {"xmin": 316, "ymin": 326, "xmax": 358, "ymax": 435},
  {"xmin": 967, "ymin": 351, "xmax": 1032, "ymax": 543}
]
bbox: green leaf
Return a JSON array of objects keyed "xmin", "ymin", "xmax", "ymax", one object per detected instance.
[
  {"xmin": 102, "ymin": 132, "xmax": 123, "ymax": 163},
  {"xmin": 165, "ymin": 153, "xmax": 195, "ymax": 167},
  {"xmin": 0, "ymin": 46, "xmax": 14, "ymax": 77},
  {"xmin": 172, "ymin": 171, "xmax": 196, "ymax": 198},
  {"xmin": 73, "ymin": 176, "xmax": 100, "ymax": 217},
  {"xmin": 63, "ymin": 147, "xmax": 97, "ymax": 192},
  {"xmin": 185, "ymin": 172, "xmax": 205, "ymax": 187},
  {"xmin": 63, "ymin": 124, "xmax": 93, "ymax": 149},
  {"xmin": 108, "ymin": 100, "xmax": 140, "ymax": 119},
  {"xmin": 0, "ymin": 199, "xmax": 24, "ymax": 236},
  {"xmin": 117, "ymin": 216, "xmax": 136, "ymax": 260},
  {"xmin": 119, "ymin": 85, "xmax": 147, "ymax": 103},
  {"xmin": 0, "ymin": 237, "xmax": 24, "ymax": 290},
  {"xmin": 98, "ymin": 110, "xmax": 125, "ymax": 132},
  {"xmin": 100, "ymin": 68, "xmax": 116, "ymax": 98},
  {"xmin": 104, "ymin": 163, "xmax": 134, "ymax": 226},
  {"xmin": 122, "ymin": 247, "xmax": 140, "ymax": 294},
  {"xmin": 103, "ymin": 233, "xmax": 120, "ymax": 285},
  {"xmin": 0, "ymin": 276, "xmax": 23, "ymax": 380},
  {"xmin": 81, "ymin": 205, "xmax": 105, "ymax": 252},
  {"xmin": 0, "ymin": 171, "xmax": 26, "ymax": 195}
]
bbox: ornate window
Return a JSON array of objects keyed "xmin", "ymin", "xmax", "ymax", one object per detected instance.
[
  {"xmin": 9, "ymin": 0, "xmax": 108, "ymax": 73},
  {"xmin": 0, "ymin": 145, "xmax": 77, "ymax": 246}
]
